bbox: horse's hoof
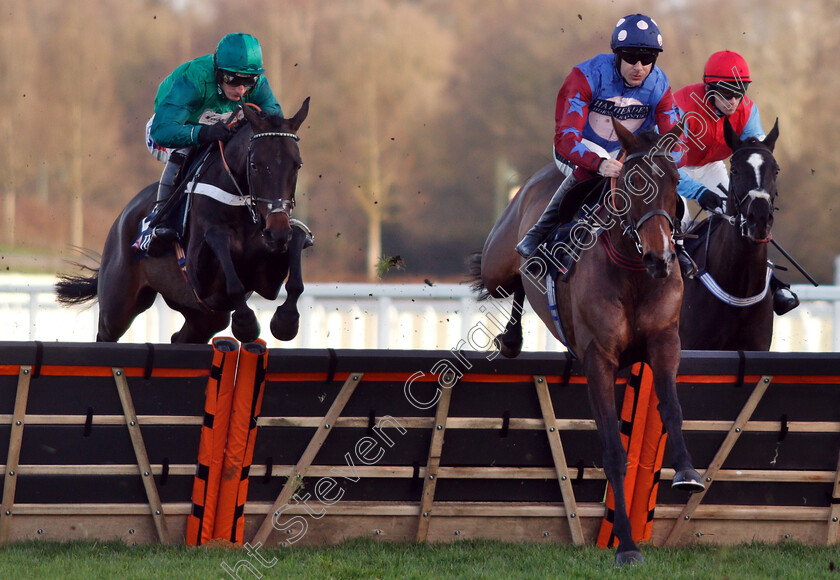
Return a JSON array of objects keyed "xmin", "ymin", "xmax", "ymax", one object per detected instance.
[
  {"xmin": 271, "ymin": 311, "xmax": 300, "ymax": 341},
  {"xmin": 672, "ymin": 469, "xmax": 706, "ymax": 493},
  {"xmin": 232, "ymin": 310, "xmax": 260, "ymax": 343},
  {"xmin": 497, "ymin": 334, "xmax": 522, "ymax": 358},
  {"xmin": 614, "ymin": 550, "xmax": 644, "ymax": 566}
]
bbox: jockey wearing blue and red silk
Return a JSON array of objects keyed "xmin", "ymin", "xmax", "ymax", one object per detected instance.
[
  {"xmin": 516, "ymin": 13, "xmax": 681, "ymax": 260},
  {"xmin": 553, "ymin": 54, "xmax": 680, "ymax": 182}
]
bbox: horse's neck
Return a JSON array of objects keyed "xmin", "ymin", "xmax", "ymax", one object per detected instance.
[{"xmin": 708, "ymin": 222, "xmax": 769, "ymax": 291}]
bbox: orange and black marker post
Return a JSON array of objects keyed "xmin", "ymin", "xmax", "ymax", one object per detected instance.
[
  {"xmin": 213, "ymin": 339, "xmax": 268, "ymax": 544},
  {"xmin": 597, "ymin": 363, "xmax": 666, "ymax": 547},
  {"xmin": 186, "ymin": 337, "xmax": 240, "ymax": 546}
]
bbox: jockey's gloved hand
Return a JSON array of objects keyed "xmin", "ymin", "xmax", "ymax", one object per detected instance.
[
  {"xmin": 199, "ymin": 122, "xmax": 234, "ymax": 145},
  {"xmin": 697, "ymin": 188, "xmax": 724, "ymax": 211}
]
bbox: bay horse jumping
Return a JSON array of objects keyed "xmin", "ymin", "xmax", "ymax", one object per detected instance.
[
  {"xmin": 468, "ymin": 119, "xmax": 703, "ymax": 565},
  {"xmin": 680, "ymin": 119, "xmax": 780, "ymax": 351},
  {"xmin": 56, "ymin": 99, "xmax": 311, "ymax": 344}
]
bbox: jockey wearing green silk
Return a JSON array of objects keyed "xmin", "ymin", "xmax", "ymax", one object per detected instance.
[{"xmin": 144, "ymin": 32, "xmax": 283, "ymax": 257}]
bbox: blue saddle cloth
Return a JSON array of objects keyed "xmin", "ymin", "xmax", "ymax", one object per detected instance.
[{"xmin": 131, "ymin": 194, "xmax": 189, "ymax": 259}]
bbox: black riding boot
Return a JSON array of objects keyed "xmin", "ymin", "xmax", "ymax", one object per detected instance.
[
  {"xmin": 770, "ymin": 274, "xmax": 800, "ymax": 315},
  {"xmin": 147, "ymin": 152, "xmax": 186, "ymax": 257},
  {"xmin": 676, "ymin": 242, "xmax": 698, "ymax": 279},
  {"xmin": 515, "ymin": 175, "xmax": 579, "ymax": 259}
]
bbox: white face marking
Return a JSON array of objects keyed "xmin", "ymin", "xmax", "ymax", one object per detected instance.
[
  {"xmin": 747, "ymin": 153, "xmax": 764, "ymax": 188},
  {"xmin": 659, "ymin": 224, "xmax": 670, "ymax": 250},
  {"xmin": 748, "ymin": 189, "xmax": 771, "ymax": 201}
]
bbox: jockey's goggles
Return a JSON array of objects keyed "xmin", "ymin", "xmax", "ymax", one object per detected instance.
[
  {"xmin": 707, "ymin": 83, "xmax": 746, "ymax": 100},
  {"xmin": 617, "ymin": 49, "xmax": 658, "ymax": 66},
  {"xmin": 219, "ymin": 70, "xmax": 260, "ymax": 87}
]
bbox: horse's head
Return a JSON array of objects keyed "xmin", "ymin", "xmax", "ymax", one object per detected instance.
[
  {"xmin": 612, "ymin": 118, "xmax": 683, "ymax": 278},
  {"xmin": 724, "ymin": 118, "xmax": 779, "ymax": 243},
  {"xmin": 237, "ymin": 97, "xmax": 310, "ymax": 252}
]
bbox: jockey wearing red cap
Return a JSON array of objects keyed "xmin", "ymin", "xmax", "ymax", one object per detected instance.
[{"xmin": 673, "ymin": 50, "xmax": 799, "ymax": 315}]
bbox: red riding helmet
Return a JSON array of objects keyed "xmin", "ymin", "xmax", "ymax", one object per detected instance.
[{"xmin": 703, "ymin": 51, "xmax": 751, "ymax": 83}]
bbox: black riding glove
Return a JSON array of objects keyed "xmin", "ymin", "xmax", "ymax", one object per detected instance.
[
  {"xmin": 697, "ymin": 188, "xmax": 723, "ymax": 211},
  {"xmin": 198, "ymin": 122, "xmax": 234, "ymax": 145}
]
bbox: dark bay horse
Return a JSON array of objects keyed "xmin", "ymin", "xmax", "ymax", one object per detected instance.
[
  {"xmin": 56, "ymin": 99, "xmax": 311, "ymax": 344},
  {"xmin": 468, "ymin": 119, "xmax": 703, "ymax": 565},
  {"xmin": 680, "ymin": 119, "xmax": 780, "ymax": 350}
]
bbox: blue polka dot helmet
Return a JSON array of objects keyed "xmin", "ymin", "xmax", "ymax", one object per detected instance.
[{"xmin": 610, "ymin": 14, "xmax": 663, "ymax": 53}]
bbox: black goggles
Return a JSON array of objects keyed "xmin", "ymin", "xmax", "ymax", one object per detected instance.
[
  {"xmin": 618, "ymin": 50, "xmax": 658, "ymax": 66},
  {"xmin": 219, "ymin": 71, "xmax": 260, "ymax": 87},
  {"xmin": 707, "ymin": 84, "xmax": 745, "ymax": 100}
]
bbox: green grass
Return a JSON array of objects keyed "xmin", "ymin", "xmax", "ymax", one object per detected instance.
[{"xmin": 0, "ymin": 539, "xmax": 837, "ymax": 579}]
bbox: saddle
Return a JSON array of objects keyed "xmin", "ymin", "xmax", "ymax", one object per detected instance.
[{"xmin": 542, "ymin": 177, "xmax": 609, "ymax": 281}]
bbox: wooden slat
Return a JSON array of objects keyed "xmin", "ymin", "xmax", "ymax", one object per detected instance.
[
  {"xmin": 533, "ymin": 375, "xmax": 585, "ymax": 545},
  {"xmin": 112, "ymin": 368, "xmax": 171, "ymax": 545},
  {"xmin": 828, "ymin": 446, "xmax": 840, "ymax": 544},
  {"xmin": 13, "ymin": 503, "xmax": 193, "ymax": 516},
  {"xmin": 4, "ymin": 413, "xmax": 838, "ymax": 433},
  {"xmin": 664, "ymin": 375, "xmax": 773, "ymax": 546},
  {"xmin": 0, "ymin": 366, "xmax": 32, "ymax": 544},
  {"xmin": 415, "ymin": 384, "xmax": 454, "ymax": 541},
  {"xmin": 251, "ymin": 372, "xmax": 364, "ymax": 546},
  {"xmin": 681, "ymin": 420, "xmax": 840, "ymax": 433},
  {"xmin": 5, "ymin": 462, "xmax": 833, "ymax": 483},
  {"xmin": 12, "ymin": 464, "xmax": 196, "ymax": 476},
  {"xmin": 659, "ymin": 468, "xmax": 835, "ymax": 483},
  {"xmin": 655, "ymin": 504, "xmax": 830, "ymax": 521},
  {"xmin": 8, "ymin": 501, "xmax": 830, "ymax": 522}
]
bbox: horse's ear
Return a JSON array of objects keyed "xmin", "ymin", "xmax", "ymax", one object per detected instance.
[
  {"xmin": 762, "ymin": 118, "xmax": 779, "ymax": 152},
  {"xmin": 723, "ymin": 117, "xmax": 741, "ymax": 151},
  {"xmin": 611, "ymin": 117, "xmax": 637, "ymax": 152},
  {"xmin": 242, "ymin": 102, "xmax": 261, "ymax": 126},
  {"xmin": 290, "ymin": 97, "xmax": 310, "ymax": 132}
]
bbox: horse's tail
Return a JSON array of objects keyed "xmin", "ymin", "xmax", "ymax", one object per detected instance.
[
  {"xmin": 55, "ymin": 267, "xmax": 100, "ymax": 306},
  {"xmin": 465, "ymin": 250, "xmax": 491, "ymax": 301}
]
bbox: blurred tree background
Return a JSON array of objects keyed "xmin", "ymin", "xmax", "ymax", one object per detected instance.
[{"xmin": 1, "ymin": 0, "xmax": 838, "ymax": 282}]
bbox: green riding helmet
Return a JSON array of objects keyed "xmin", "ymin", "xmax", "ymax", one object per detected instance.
[{"xmin": 215, "ymin": 32, "xmax": 265, "ymax": 75}]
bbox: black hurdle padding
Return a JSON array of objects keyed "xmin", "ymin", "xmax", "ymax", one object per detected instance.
[
  {"xmin": 679, "ymin": 350, "xmax": 840, "ymax": 377},
  {"xmin": 144, "ymin": 342, "xmax": 155, "ymax": 381},
  {"xmin": 0, "ymin": 341, "xmax": 213, "ymax": 370},
  {"xmin": 0, "ymin": 342, "xmax": 215, "ymax": 417},
  {"xmin": 14, "ymin": 474, "xmax": 193, "ymax": 504}
]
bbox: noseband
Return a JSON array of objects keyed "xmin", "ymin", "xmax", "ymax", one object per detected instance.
[{"xmin": 614, "ymin": 150, "xmax": 677, "ymax": 254}]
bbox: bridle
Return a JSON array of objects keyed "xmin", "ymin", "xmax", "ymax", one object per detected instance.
[
  {"xmin": 612, "ymin": 150, "xmax": 677, "ymax": 255},
  {"xmin": 722, "ymin": 145, "xmax": 776, "ymax": 241},
  {"xmin": 219, "ymin": 126, "xmax": 301, "ymax": 225}
]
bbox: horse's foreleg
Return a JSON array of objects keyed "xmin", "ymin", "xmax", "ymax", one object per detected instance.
[
  {"xmin": 647, "ymin": 331, "xmax": 705, "ymax": 493},
  {"xmin": 583, "ymin": 344, "xmax": 642, "ymax": 565},
  {"xmin": 495, "ymin": 283, "xmax": 525, "ymax": 358},
  {"xmin": 270, "ymin": 226, "xmax": 308, "ymax": 341},
  {"xmin": 204, "ymin": 226, "xmax": 260, "ymax": 343}
]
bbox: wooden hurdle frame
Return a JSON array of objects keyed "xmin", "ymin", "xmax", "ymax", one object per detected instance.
[{"xmin": 0, "ymin": 343, "xmax": 836, "ymax": 547}]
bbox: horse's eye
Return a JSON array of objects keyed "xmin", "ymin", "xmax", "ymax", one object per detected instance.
[{"xmin": 249, "ymin": 162, "xmax": 258, "ymax": 171}]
